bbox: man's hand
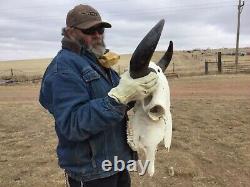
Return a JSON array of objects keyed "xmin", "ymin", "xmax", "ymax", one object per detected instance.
[{"xmin": 108, "ymin": 71, "xmax": 158, "ymax": 104}]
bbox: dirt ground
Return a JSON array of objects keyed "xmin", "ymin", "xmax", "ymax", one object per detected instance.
[{"xmin": 0, "ymin": 74, "xmax": 250, "ymax": 187}]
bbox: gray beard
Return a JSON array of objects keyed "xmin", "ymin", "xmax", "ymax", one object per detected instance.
[{"xmin": 87, "ymin": 40, "xmax": 106, "ymax": 58}]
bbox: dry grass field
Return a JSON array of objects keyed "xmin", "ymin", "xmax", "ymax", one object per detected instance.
[
  {"xmin": 0, "ymin": 47, "xmax": 249, "ymax": 79},
  {"xmin": 0, "ymin": 49, "xmax": 250, "ymax": 186},
  {"xmin": 0, "ymin": 74, "xmax": 250, "ymax": 187}
]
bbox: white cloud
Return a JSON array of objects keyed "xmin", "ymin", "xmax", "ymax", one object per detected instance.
[{"xmin": 0, "ymin": 0, "xmax": 249, "ymax": 60}]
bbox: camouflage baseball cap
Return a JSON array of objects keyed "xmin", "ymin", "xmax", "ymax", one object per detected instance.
[{"xmin": 66, "ymin": 4, "xmax": 111, "ymax": 29}]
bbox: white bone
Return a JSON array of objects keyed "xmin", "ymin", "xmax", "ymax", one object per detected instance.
[{"xmin": 127, "ymin": 62, "xmax": 172, "ymax": 176}]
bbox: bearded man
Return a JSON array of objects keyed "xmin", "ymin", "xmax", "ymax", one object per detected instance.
[{"xmin": 39, "ymin": 4, "xmax": 158, "ymax": 187}]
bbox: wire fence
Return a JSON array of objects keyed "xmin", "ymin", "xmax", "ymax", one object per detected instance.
[
  {"xmin": 0, "ymin": 68, "xmax": 42, "ymax": 84},
  {"xmin": 204, "ymin": 55, "xmax": 250, "ymax": 74},
  {"xmin": 0, "ymin": 53, "xmax": 249, "ymax": 84}
]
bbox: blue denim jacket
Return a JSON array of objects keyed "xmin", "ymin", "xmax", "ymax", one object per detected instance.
[{"xmin": 39, "ymin": 44, "xmax": 133, "ymax": 181}]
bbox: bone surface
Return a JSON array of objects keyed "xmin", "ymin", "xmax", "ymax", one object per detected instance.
[{"xmin": 127, "ymin": 62, "xmax": 172, "ymax": 176}]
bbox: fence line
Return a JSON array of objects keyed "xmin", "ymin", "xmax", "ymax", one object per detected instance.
[
  {"xmin": 204, "ymin": 52, "xmax": 250, "ymax": 74},
  {"xmin": 1, "ymin": 55, "xmax": 249, "ymax": 84},
  {"xmin": 0, "ymin": 68, "xmax": 43, "ymax": 83}
]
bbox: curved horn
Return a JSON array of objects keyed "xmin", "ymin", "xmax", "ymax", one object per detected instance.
[
  {"xmin": 129, "ymin": 19, "xmax": 165, "ymax": 79},
  {"xmin": 157, "ymin": 41, "xmax": 173, "ymax": 72}
]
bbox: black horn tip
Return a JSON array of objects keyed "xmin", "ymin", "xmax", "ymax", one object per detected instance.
[
  {"xmin": 157, "ymin": 41, "xmax": 174, "ymax": 72},
  {"xmin": 169, "ymin": 41, "xmax": 173, "ymax": 50},
  {"xmin": 159, "ymin": 19, "xmax": 165, "ymax": 25},
  {"xmin": 129, "ymin": 19, "xmax": 165, "ymax": 79}
]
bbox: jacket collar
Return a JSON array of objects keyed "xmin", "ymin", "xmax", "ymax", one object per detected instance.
[
  {"xmin": 61, "ymin": 37, "xmax": 113, "ymax": 84},
  {"xmin": 85, "ymin": 53, "xmax": 113, "ymax": 85},
  {"xmin": 61, "ymin": 36, "xmax": 83, "ymax": 55}
]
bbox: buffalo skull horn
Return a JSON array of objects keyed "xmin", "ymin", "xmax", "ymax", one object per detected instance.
[
  {"xmin": 129, "ymin": 19, "xmax": 165, "ymax": 79},
  {"xmin": 157, "ymin": 41, "xmax": 173, "ymax": 72}
]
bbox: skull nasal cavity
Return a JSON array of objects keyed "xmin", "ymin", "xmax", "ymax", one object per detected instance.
[{"xmin": 150, "ymin": 105, "xmax": 163, "ymax": 114}]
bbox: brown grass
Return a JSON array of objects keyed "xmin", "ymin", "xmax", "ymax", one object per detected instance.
[
  {"xmin": 0, "ymin": 74, "xmax": 250, "ymax": 186},
  {"xmin": 1, "ymin": 49, "xmax": 249, "ymax": 81},
  {"xmin": 0, "ymin": 48, "xmax": 250, "ymax": 186}
]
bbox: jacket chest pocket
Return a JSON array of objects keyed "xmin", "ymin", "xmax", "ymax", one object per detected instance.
[{"xmin": 81, "ymin": 68, "xmax": 107, "ymax": 99}]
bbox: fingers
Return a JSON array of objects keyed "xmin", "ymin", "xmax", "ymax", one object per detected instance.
[
  {"xmin": 138, "ymin": 72, "xmax": 159, "ymax": 96},
  {"xmin": 121, "ymin": 71, "xmax": 158, "ymax": 83},
  {"xmin": 137, "ymin": 72, "xmax": 158, "ymax": 84},
  {"xmin": 140, "ymin": 78, "xmax": 158, "ymax": 97},
  {"xmin": 140, "ymin": 72, "xmax": 158, "ymax": 89},
  {"xmin": 145, "ymin": 82, "xmax": 158, "ymax": 95},
  {"xmin": 118, "ymin": 70, "xmax": 159, "ymax": 102},
  {"xmin": 141, "ymin": 76, "xmax": 158, "ymax": 89}
]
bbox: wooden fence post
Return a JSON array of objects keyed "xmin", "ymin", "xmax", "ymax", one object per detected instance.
[
  {"xmin": 218, "ymin": 52, "xmax": 222, "ymax": 73},
  {"xmin": 11, "ymin": 68, "xmax": 14, "ymax": 78},
  {"xmin": 205, "ymin": 60, "xmax": 208, "ymax": 74}
]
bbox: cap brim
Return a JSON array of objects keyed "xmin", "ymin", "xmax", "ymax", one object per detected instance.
[{"xmin": 77, "ymin": 21, "xmax": 112, "ymax": 29}]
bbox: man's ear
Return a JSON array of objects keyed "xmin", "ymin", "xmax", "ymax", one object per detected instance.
[{"xmin": 63, "ymin": 27, "xmax": 77, "ymax": 41}]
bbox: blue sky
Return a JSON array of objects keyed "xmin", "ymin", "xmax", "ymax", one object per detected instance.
[{"xmin": 0, "ymin": 0, "xmax": 249, "ymax": 60}]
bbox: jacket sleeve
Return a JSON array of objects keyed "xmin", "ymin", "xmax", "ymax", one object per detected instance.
[{"xmin": 40, "ymin": 71, "xmax": 127, "ymax": 142}]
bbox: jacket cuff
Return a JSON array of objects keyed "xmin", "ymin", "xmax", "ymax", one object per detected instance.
[{"xmin": 104, "ymin": 96, "xmax": 127, "ymax": 115}]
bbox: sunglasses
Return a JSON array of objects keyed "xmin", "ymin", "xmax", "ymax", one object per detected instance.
[{"xmin": 77, "ymin": 27, "xmax": 105, "ymax": 35}]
